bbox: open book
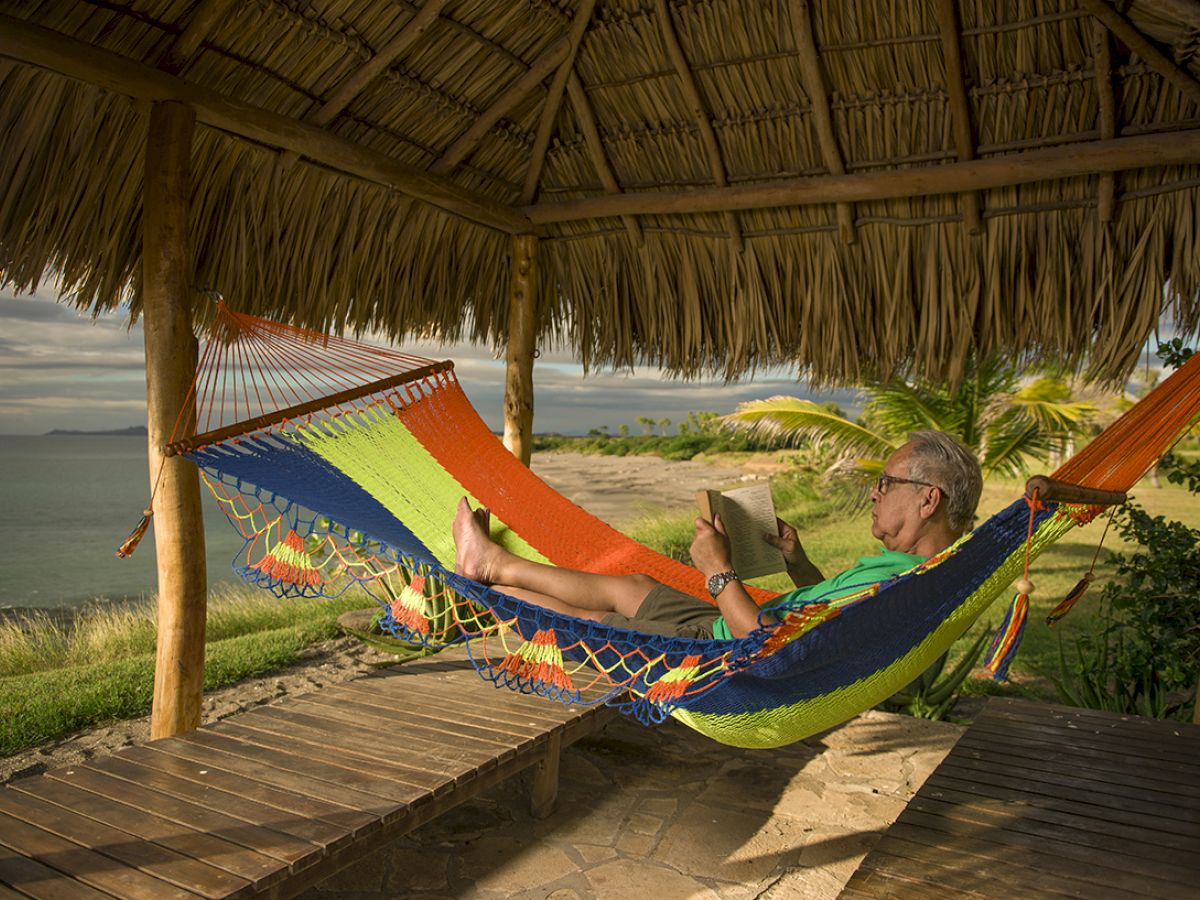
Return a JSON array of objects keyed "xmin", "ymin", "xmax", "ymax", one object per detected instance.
[{"xmin": 695, "ymin": 481, "xmax": 786, "ymax": 580}]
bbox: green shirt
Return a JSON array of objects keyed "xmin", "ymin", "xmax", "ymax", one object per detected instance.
[{"xmin": 711, "ymin": 548, "xmax": 925, "ymax": 640}]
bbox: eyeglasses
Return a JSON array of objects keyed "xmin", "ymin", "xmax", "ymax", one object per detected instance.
[{"xmin": 875, "ymin": 473, "xmax": 942, "ymax": 495}]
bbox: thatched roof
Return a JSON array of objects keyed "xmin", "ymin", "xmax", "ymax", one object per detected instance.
[{"xmin": 2, "ymin": 0, "xmax": 1200, "ymax": 384}]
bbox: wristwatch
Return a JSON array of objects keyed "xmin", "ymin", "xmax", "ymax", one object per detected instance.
[{"xmin": 706, "ymin": 570, "xmax": 740, "ymax": 599}]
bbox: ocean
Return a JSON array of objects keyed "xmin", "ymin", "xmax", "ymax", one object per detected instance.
[{"xmin": 0, "ymin": 435, "xmax": 248, "ymax": 611}]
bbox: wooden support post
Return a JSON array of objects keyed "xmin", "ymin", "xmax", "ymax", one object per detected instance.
[
  {"xmin": 143, "ymin": 100, "xmax": 208, "ymax": 740},
  {"xmin": 503, "ymin": 234, "xmax": 538, "ymax": 467},
  {"xmin": 530, "ymin": 731, "xmax": 562, "ymax": 819}
]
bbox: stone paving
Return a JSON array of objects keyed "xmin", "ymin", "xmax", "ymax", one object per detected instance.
[{"xmin": 304, "ymin": 709, "xmax": 963, "ymax": 899}]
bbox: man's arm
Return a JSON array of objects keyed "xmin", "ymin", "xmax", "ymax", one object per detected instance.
[
  {"xmin": 690, "ymin": 515, "xmax": 778, "ymax": 639},
  {"xmin": 765, "ymin": 517, "xmax": 824, "ymax": 588}
]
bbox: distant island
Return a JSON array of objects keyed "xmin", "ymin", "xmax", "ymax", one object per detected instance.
[{"xmin": 46, "ymin": 426, "xmax": 148, "ymax": 437}]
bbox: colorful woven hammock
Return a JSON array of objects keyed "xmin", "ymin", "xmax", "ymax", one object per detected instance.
[{"xmin": 141, "ymin": 304, "xmax": 1200, "ymax": 748}]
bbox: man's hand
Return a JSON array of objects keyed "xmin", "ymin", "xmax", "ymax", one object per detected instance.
[
  {"xmin": 690, "ymin": 514, "xmax": 733, "ymax": 576},
  {"xmin": 764, "ymin": 517, "xmax": 824, "ymax": 588}
]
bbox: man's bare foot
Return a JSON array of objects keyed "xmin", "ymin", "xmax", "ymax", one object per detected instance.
[{"xmin": 453, "ymin": 497, "xmax": 500, "ymax": 583}]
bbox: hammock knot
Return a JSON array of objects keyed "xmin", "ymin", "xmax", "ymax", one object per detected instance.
[{"xmin": 643, "ymin": 655, "xmax": 703, "ymax": 704}]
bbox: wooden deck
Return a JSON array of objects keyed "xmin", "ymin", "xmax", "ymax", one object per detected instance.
[
  {"xmin": 0, "ymin": 648, "xmax": 615, "ymax": 899},
  {"xmin": 841, "ymin": 697, "xmax": 1200, "ymax": 899}
]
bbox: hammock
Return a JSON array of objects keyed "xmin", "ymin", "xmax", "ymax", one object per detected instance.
[{"xmin": 137, "ymin": 303, "xmax": 1200, "ymax": 748}]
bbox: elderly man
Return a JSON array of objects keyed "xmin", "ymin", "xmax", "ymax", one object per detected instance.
[{"xmin": 453, "ymin": 430, "xmax": 982, "ymax": 640}]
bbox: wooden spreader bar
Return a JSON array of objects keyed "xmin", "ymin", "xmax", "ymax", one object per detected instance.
[
  {"xmin": 1024, "ymin": 475, "xmax": 1127, "ymax": 507},
  {"xmin": 164, "ymin": 360, "xmax": 454, "ymax": 457}
]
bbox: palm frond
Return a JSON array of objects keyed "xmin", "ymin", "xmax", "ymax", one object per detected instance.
[{"xmin": 723, "ymin": 397, "xmax": 894, "ymax": 460}]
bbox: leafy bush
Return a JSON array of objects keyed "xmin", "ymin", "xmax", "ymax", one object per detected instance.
[{"xmin": 1056, "ymin": 342, "xmax": 1199, "ymax": 721}]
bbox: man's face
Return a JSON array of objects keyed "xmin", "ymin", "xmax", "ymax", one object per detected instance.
[{"xmin": 869, "ymin": 443, "xmax": 929, "ymax": 552}]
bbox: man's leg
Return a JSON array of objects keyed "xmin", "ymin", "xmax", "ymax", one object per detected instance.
[{"xmin": 453, "ymin": 498, "xmax": 655, "ymax": 617}]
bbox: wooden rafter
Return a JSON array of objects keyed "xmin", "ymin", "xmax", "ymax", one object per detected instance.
[
  {"xmin": 0, "ymin": 15, "xmax": 530, "ymax": 234},
  {"xmin": 521, "ymin": 128, "xmax": 1200, "ymax": 222},
  {"xmin": 310, "ymin": 0, "xmax": 448, "ymax": 128},
  {"xmin": 1092, "ymin": 20, "xmax": 1118, "ymax": 223},
  {"xmin": 279, "ymin": 0, "xmax": 449, "ymax": 170},
  {"xmin": 521, "ymin": 0, "xmax": 597, "ymax": 205},
  {"xmin": 432, "ymin": 33, "xmax": 572, "ymax": 175},
  {"xmin": 1080, "ymin": 0, "xmax": 1200, "ymax": 106},
  {"xmin": 934, "ymin": 0, "xmax": 983, "ymax": 235},
  {"xmin": 653, "ymin": 0, "xmax": 742, "ymax": 250},
  {"xmin": 157, "ymin": 0, "xmax": 235, "ymax": 74},
  {"xmin": 567, "ymin": 71, "xmax": 643, "ymax": 245},
  {"xmin": 791, "ymin": 0, "xmax": 856, "ymax": 243}
]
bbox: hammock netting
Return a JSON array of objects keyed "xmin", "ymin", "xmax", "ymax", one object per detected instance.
[{"xmin": 159, "ymin": 304, "xmax": 1200, "ymax": 748}]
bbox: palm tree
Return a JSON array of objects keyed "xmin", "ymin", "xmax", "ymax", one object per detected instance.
[{"xmin": 724, "ymin": 354, "xmax": 1097, "ymax": 483}]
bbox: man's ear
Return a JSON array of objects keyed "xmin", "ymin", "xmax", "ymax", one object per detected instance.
[{"xmin": 919, "ymin": 486, "xmax": 943, "ymax": 521}]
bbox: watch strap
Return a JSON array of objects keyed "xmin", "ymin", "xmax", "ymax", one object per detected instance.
[{"xmin": 706, "ymin": 570, "xmax": 740, "ymax": 598}]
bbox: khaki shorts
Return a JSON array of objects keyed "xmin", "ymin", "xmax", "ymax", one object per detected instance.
[{"xmin": 600, "ymin": 582, "xmax": 719, "ymax": 639}]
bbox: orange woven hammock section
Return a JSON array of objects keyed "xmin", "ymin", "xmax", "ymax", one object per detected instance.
[{"xmin": 1051, "ymin": 352, "xmax": 1200, "ymax": 493}]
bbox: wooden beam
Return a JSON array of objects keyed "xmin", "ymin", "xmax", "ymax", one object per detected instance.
[
  {"xmin": 143, "ymin": 101, "xmax": 207, "ymax": 740},
  {"xmin": 521, "ymin": 0, "xmax": 597, "ymax": 205},
  {"xmin": 566, "ymin": 72, "xmax": 643, "ymax": 246},
  {"xmin": 1092, "ymin": 21, "xmax": 1118, "ymax": 223},
  {"xmin": 158, "ymin": 0, "xmax": 235, "ymax": 74},
  {"xmin": 277, "ymin": 0, "xmax": 449, "ymax": 170},
  {"xmin": 432, "ymin": 34, "xmax": 572, "ymax": 175},
  {"xmin": 654, "ymin": 0, "xmax": 742, "ymax": 250},
  {"xmin": 0, "ymin": 15, "xmax": 531, "ymax": 235},
  {"xmin": 503, "ymin": 235, "xmax": 538, "ymax": 467},
  {"xmin": 521, "ymin": 128, "xmax": 1200, "ymax": 223},
  {"xmin": 309, "ymin": 0, "xmax": 448, "ymax": 128},
  {"xmin": 934, "ymin": 0, "xmax": 983, "ymax": 235},
  {"xmin": 791, "ymin": 0, "xmax": 856, "ymax": 243},
  {"xmin": 1080, "ymin": 0, "xmax": 1200, "ymax": 107}
]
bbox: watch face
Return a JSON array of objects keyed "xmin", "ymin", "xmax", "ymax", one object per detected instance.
[{"xmin": 707, "ymin": 571, "xmax": 737, "ymax": 597}]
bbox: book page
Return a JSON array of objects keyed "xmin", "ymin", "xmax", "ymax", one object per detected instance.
[{"xmin": 696, "ymin": 482, "xmax": 785, "ymax": 580}]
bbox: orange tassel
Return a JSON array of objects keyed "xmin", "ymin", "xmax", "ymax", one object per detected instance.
[
  {"xmin": 116, "ymin": 509, "xmax": 153, "ymax": 558},
  {"xmin": 1046, "ymin": 572, "xmax": 1094, "ymax": 626}
]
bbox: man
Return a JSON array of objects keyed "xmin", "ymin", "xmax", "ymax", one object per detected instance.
[{"xmin": 453, "ymin": 430, "xmax": 982, "ymax": 640}]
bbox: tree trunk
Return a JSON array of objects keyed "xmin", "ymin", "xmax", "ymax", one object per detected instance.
[
  {"xmin": 503, "ymin": 234, "xmax": 538, "ymax": 466},
  {"xmin": 143, "ymin": 100, "xmax": 208, "ymax": 740}
]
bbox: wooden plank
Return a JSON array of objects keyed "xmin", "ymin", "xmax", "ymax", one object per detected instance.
[
  {"xmin": 49, "ymin": 765, "xmax": 318, "ymax": 868},
  {"xmin": 141, "ymin": 741, "xmax": 388, "ymax": 827},
  {"xmin": 923, "ymin": 770, "xmax": 1200, "ymax": 846},
  {"xmin": 117, "ymin": 748, "xmax": 369, "ymax": 854},
  {"xmin": 943, "ymin": 741, "xmax": 1200, "ymax": 815},
  {"xmin": 840, "ymin": 866, "xmax": 978, "ymax": 900},
  {"xmin": 935, "ymin": 754, "xmax": 1200, "ymax": 822},
  {"xmin": 853, "ymin": 841, "xmax": 1073, "ymax": 899},
  {"xmin": 982, "ymin": 697, "xmax": 1200, "ymax": 740},
  {"xmin": 904, "ymin": 795, "xmax": 1200, "ymax": 880},
  {"xmin": 291, "ymin": 686, "xmax": 550, "ymax": 747},
  {"xmin": 312, "ymin": 680, "xmax": 571, "ymax": 737},
  {"xmin": 963, "ymin": 714, "xmax": 1200, "ymax": 768},
  {"xmin": 0, "ymin": 839, "xmax": 117, "ymax": 900},
  {"xmin": 167, "ymin": 730, "xmax": 404, "ymax": 813},
  {"xmin": 884, "ymin": 819, "xmax": 1190, "ymax": 899},
  {"xmin": 189, "ymin": 727, "xmax": 435, "ymax": 806},
  {"xmin": 0, "ymin": 806, "xmax": 222, "ymax": 900},
  {"xmin": 893, "ymin": 807, "xmax": 1196, "ymax": 895},
  {"xmin": 78, "ymin": 756, "xmax": 336, "ymax": 859},
  {"xmin": 339, "ymin": 673, "xmax": 590, "ymax": 726},
  {"xmin": 0, "ymin": 788, "xmax": 231, "ymax": 899},
  {"xmin": 953, "ymin": 729, "xmax": 1200, "ymax": 798},
  {"xmin": 13, "ymin": 775, "xmax": 284, "ymax": 890},
  {"xmin": 219, "ymin": 711, "xmax": 504, "ymax": 785}
]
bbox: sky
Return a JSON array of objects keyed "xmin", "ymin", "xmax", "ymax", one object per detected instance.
[{"xmin": 0, "ymin": 282, "xmax": 858, "ymax": 436}]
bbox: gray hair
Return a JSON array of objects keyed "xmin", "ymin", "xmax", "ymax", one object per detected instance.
[{"xmin": 904, "ymin": 431, "xmax": 983, "ymax": 534}]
